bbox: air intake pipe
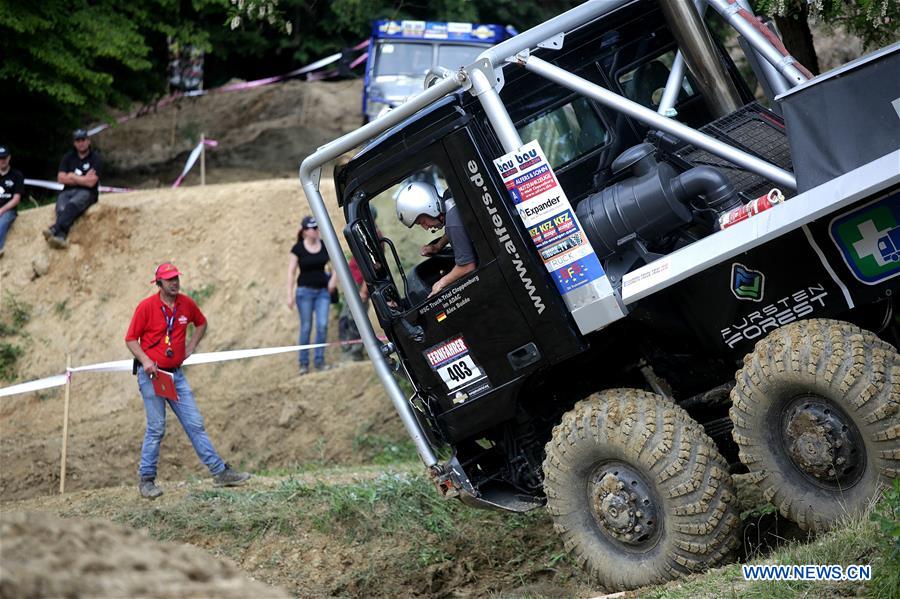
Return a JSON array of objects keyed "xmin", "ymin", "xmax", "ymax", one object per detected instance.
[{"xmin": 576, "ymin": 143, "xmax": 736, "ymax": 259}]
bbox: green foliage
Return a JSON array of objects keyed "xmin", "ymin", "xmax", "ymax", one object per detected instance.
[
  {"xmin": 185, "ymin": 284, "xmax": 216, "ymax": 306},
  {"xmin": 352, "ymin": 431, "xmax": 418, "ymax": 465},
  {"xmin": 0, "ymin": 342, "xmax": 23, "ymax": 382},
  {"xmin": 4, "ymin": 293, "xmax": 31, "ymax": 330},
  {"xmin": 53, "ymin": 299, "xmax": 71, "ymax": 320},
  {"xmin": 870, "ymin": 479, "xmax": 900, "ymax": 598},
  {"xmin": 753, "ymin": 0, "xmax": 900, "ymax": 50}
]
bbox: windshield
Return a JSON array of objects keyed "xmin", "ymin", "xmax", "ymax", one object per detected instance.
[
  {"xmin": 374, "ymin": 42, "xmax": 433, "ymax": 77},
  {"xmin": 436, "ymin": 44, "xmax": 483, "ymax": 70}
]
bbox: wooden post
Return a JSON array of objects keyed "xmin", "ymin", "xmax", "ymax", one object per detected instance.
[
  {"xmin": 200, "ymin": 133, "xmax": 206, "ymax": 186},
  {"xmin": 59, "ymin": 354, "xmax": 71, "ymax": 495}
]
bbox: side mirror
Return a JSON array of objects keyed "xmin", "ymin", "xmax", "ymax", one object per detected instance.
[{"xmin": 348, "ymin": 220, "xmax": 387, "ymax": 281}]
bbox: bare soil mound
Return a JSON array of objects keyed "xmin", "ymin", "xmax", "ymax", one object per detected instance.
[
  {"xmin": 0, "ymin": 510, "xmax": 289, "ymax": 598},
  {"xmin": 93, "ymin": 79, "xmax": 363, "ymax": 187},
  {"xmin": 0, "ymin": 178, "xmax": 404, "ymax": 502}
]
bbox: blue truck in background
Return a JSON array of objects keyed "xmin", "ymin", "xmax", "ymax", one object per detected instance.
[{"xmin": 362, "ymin": 20, "xmax": 515, "ymax": 122}]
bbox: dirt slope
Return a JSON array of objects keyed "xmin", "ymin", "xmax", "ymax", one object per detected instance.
[
  {"xmin": 0, "ymin": 177, "xmax": 405, "ymax": 501},
  {"xmin": 0, "ymin": 510, "xmax": 290, "ymax": 599},
  {"xmin": 94, "ymin": 79, "xmax": 363, "ymax": 187}
]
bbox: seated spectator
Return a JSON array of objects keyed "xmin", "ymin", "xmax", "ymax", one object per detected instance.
[
  {"xmin": 0, "ymin": 144, "xmax": 24, "ymax": 258},
  {"xmin": 44, "ymin": 129, "xmax": 102, "ymax": 249}
]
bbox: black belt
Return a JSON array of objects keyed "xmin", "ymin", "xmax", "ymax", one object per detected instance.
[{"xmin": 132, "ymin": 360, "xmax": 179, "ymax": 375}]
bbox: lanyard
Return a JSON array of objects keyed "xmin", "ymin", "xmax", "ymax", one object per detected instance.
[{"xmin": 161, "ymin": 304, "xmax": 177, "ymax": 347}]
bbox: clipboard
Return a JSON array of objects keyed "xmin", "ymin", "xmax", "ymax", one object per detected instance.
[{"xmin": 151, "ymin": 370, "xmax": 178, "ymax": 401}]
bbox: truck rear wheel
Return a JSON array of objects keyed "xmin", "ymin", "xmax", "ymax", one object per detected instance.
[
  {"xmin": 731, "ymin": 318, "xmax": 899, "ymax": 532},
  {"xmin": 543, "ymin": 389, "xmax": 740, "ymax": 591}
]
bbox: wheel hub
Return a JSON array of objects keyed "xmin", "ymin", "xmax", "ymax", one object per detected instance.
[
  {"xmin": 782, "ymin": 395, "xmax": 864, "ymax": 487},
  {"xmin": 590, "ymin": 464, "xmax": 657, "ymax": 546}
]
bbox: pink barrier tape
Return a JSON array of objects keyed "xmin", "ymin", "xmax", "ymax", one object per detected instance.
[
  {"xmin": 86, "ymin": 42, "xmax": 367, "ymax": 137},
  {"xmin": 171, "ymin": 139, "xmax": 219, "ymax": 188}
]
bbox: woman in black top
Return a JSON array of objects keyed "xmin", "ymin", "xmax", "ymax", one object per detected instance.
[{"xmin": 286, "ymin": 216, "xmax": 336, "ymax": 374}]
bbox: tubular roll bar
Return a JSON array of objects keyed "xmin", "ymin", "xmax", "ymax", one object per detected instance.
[{"xmin": 299, "ymin": 0, "xmax": 803, "ymax": 469}]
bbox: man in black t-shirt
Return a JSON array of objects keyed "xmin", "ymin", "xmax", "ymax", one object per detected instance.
[
  {"xmin": 396, "ymin": 181, "xmax": 477, "ymax": 297},
  {"xmin": 0, "ymin": 144, "xmax": 24, "ymax": 258},
  {"xmin": 43, "ymin": 129, "xmax": 103, "ymax": 249}
]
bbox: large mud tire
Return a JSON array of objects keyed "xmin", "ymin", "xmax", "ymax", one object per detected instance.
[
  {"xmin": 543, "ymin": 389, "xmax": 740, "ymax": 591},
  {"xmin": 731, "ymin": 318, "xmax": 899, "ymax": 532}
]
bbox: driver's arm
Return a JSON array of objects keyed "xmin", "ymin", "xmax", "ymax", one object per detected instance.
[
  {"xmin": 421, "ymin": 234, "xmax": 449, "ymax": 257},
  {"xmin": 429, "ymin": 262, "xmax": 476, "ymax": 297}
]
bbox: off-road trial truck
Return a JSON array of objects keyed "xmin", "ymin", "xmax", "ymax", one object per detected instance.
[{"xmin": 300, "ymin": 0, "xmax": 899, "ymax": 590}]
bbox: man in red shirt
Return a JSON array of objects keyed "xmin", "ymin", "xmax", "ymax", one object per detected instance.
[{"xmin": 126, "ymin": 262, "xmax": 250, "ymax": 499}]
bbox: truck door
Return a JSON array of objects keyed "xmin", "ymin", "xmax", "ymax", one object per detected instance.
[{"xmin": 347, "ymin": 133, "xmax": 577, "ymax": 440}]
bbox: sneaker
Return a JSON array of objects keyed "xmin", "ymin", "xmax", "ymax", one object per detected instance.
[
  {"xmin": 139, "ymin": 478, "xmax": 163, "ymax": 500},
  {"xmin": 315, "ymin": 363, "xmax": 331, "ymax": 372},
  {"xmin": 299, "ymin": 365, "xmax": 310, "ymax": 375},
  {"xmin": 213, "ymin": 465, "xmax": 251, "ymax": 487},
  {"xmin": 42, "ymin": 227, "xmax": 54, "ymax": 241}
]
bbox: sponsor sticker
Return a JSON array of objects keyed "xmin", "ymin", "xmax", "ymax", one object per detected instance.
[
  {"xmin": 731, "ymin": 263, "xmax": 765, "ymax": 302},
  {"xmin": 621, "ymin": 259, "xmax": 671, "ymax": 300},
  {"xmin": 423, "ymin": 335, "xmax": 491, "ymax": 401},
  {"xmin": 492, "ymin": 141, "xmax": 608, "ymax": 297},
  {"xmin": 721, "ymin": 283, "xmax": 828, "ymax": 348},
  {"xmin": 829, "ymin": 192, "xmax": 900, "ymax": 285}
]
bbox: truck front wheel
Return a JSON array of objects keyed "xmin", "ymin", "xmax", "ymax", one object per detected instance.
[
  {"xmin": 731, "ymin": 318, "xmax": 899, "ymax": 532},
  {"xmin": 543, "ymin": 389, "xmax": 740, "ymax": 591}
]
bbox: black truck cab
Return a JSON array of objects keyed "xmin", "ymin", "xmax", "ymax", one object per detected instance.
[{"xmin": 336, "ymin": 1, "xmax": 754, "ymax": 449}]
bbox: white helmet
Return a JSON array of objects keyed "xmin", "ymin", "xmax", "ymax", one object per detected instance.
[{"xmin": 396, "ymin": 181, "xmax": 444, "ymax": 228}]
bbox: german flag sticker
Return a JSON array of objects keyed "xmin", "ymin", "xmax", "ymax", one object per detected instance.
[{"xmin": 436, "ymin": 312, "xmax": 447, "ymax": 323}]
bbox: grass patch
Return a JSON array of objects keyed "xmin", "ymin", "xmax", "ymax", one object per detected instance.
[
  {"xmin": 352, "ymin": 432, "xmax": 417, "ymax": 465},
  {"xmin": 0, "ymin": 342, "xmax": 23, "ymax": 381},
  {"xmin": 4, "ymin": 293, "xmax": 31, "ymax": 329},
  {"xmin": 108, "ymin": 470, "xmax": 590, "ymax": 595},
  {"xmin": 644, "ymin": 489, "xmax": 898, "ymax": 599},
  {"xmin": 53, "ymin": 299, "xmax": 71, "ymax": 320},
  {"xmin": 185, "ymin": 284, "xmax": 216, "ymax": 306}
]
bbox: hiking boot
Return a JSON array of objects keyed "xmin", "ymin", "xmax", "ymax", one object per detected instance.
[
  {"xmin": 315, "ymin": 363, "xmax": 331, "ymax": 372},
  {"xmin": 139, "ymin": 478, "xmax": 163, "ymax": 500},
  {"xmin": 213, "ymin": 465, "xmax": 251, "ymax": 487},
  {"xmin": 299, "ymin": 365, "xmax": 310, "ymax": 376},
  {"xmin": 44, "ymin": 228, "xmax": 69, "ymax": 249}
]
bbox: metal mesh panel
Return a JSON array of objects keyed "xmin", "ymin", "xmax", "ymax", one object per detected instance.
[{"xmin": 674, "ymin": 103, "xmax": 794, "ymax": 201}]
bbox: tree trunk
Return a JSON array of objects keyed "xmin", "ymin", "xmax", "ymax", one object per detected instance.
[{"xmin": 774, "ymin": 4, "xmax": 820, "ymax": 75}]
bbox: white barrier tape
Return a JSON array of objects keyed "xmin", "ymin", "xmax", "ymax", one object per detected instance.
[
  {"xmin": 0, "ymin": 340, "xmax": 345, "ymax": 399},
  {"xmin": 171, "ymin": 139, "xmax": 219, "ymax": 188},
  {"xmin": 0, "ymin": 375, "xmax": 69, "ymax": 397},
  {"xmin": 25, "ymin": 179, "xmax": 134, "ymax": 194}
]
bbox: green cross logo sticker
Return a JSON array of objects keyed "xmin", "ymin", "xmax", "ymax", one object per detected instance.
[
  {"xmin": 829, "ymin": 192, "xmax": 900, "ymax": 285},
  {"xmin": 731, "ymin": 263, "xmax": 764, "ymax": 302}
]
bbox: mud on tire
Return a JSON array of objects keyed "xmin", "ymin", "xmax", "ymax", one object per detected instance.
[
  {"xmin": 543, "ymin": 389, "xmax": 740, "ymax": 591},
  {"xmin": 730, "ymin": 318, "xmax": 899, "ymax": 532}
]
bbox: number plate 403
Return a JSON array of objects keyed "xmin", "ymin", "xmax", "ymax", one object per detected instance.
[{"xmin": 437, "ymin": 355, "xmax": 482, "ymax": 390}]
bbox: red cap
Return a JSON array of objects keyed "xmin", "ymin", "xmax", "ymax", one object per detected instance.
[{"xmin": 152, "ymin": 262, "xmax": 182, "ymax": 283}]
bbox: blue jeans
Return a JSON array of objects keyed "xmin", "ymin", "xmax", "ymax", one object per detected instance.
[
  {"xmin": 137, "ymin": 368, "xmax": 225, "ymax": 479},
  {"xmin": 0, "ymin": 210, "xmax": 16, "ymax": 251},
  {"xmin": 296, "ymin": 286, "xmax": 330, "ymax": 367}
]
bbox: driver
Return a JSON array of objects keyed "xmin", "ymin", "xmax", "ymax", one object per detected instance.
[{"xmin": 396, "ymin": 181, "xmax": 476, "ymax": 297}]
